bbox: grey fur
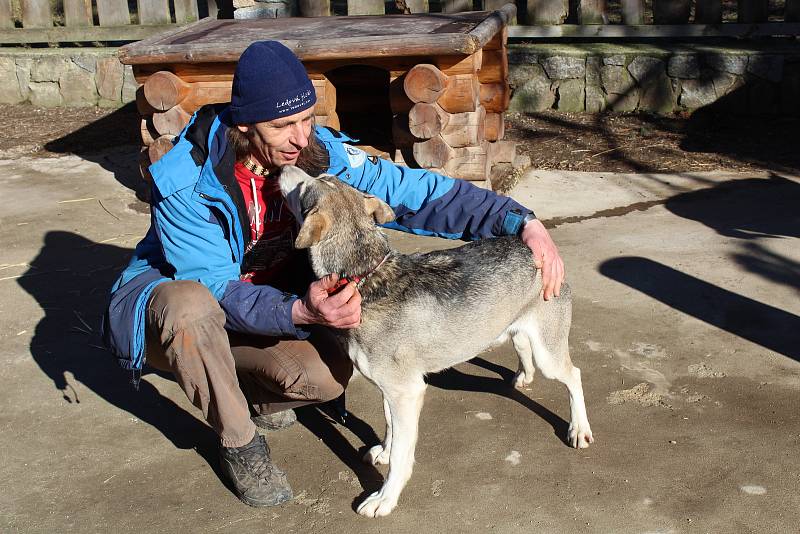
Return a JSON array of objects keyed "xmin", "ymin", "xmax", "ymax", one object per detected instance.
[{"xmin": 279, "ymin": 166, "xmax": 594, "ymax": 517}]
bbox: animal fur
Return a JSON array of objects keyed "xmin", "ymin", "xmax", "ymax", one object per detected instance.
[{"xmin": 279, "ymin": 166, "xmax": 594, "ymax": 517}]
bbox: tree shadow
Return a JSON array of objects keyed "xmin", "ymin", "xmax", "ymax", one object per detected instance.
[
  {"xmin": 43, "ymin": 102, "xmax": 149, "ymax": 203},
  {"xmin": 599, "ymin": 257, "xmax": 800, "ymax": 362},
  {"xmin": 426, "ymin": 356, "xmax": 571, "ymax": 445},
  {"xmin": 17, "ymin": 231, "xmax": 221, "ymax": 474}
]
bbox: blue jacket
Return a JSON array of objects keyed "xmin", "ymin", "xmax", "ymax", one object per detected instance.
[{"xmin": 103, "ymin": 105, "xmax": 533, "ymax": 371}]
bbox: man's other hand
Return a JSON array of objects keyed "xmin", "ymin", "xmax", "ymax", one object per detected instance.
[
  {"xmin": 292, "ymin": 273, "xmax": 362, "ymax": 328},
  {"xmin": 520, "ymin": 218, "xmax": 565, "ymax": 301}
]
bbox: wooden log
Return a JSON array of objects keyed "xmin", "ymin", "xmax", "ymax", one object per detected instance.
[
  {"xmin": 526, "ymin": 0, "xmax": 568, "ymax": 25},
  {"xmin": 653, "ymin": 0, "xmax": 690, "ymax": 24},
  {"xmin": 148, "ymin": 135, "xmax": 175, "ymax": 165},
  {"xmin": 483, "ymin": 25, "xmax": 507, "ymax": 51},
  {"xmin": 478, "ymin": 49, "xmax": 508, "ymax": 84},
  {"xmin": 299, "ymin": 0, "xmax": 330, "ymax": 16},
  {"xmin": 788, "ymin": 0, "xmax": 800, "ymax": 22},
  {"xmin": 442, "ymin": 0, "xmax": 471, "ymax": 12},
  {"xmin": 738, "ymin": 0, "xmax": 769, "ymax": 23},
  {"xmin": 173, "ymin": 0, "xmax": 200, "ymax": 24},
  {"xmin": 22, "ymin": 0, "xmax": 52, "ymax": 28},
  {"xmin": 436, "ymin": 51, "xmax": 482, "ymax": 77},
  {"xmin": 96, "ymin": 0, "xmax": 131, "ymax": 26},
  {"xmin": 348, "ymin": 0, "xmax": 384, "ymax": 15},
  {"xmin": 0, "ymin": 0, "xmax": 12, "ymax": 29},
  {"xmin": 488, "ymin": 139, "xmax": 516, "ymax": 164},
  {"xmin": 311, "ymin": 77, "xmax": 336, "ymax": 115},
  {"xmin": 64, "ymin": 0, "xmax": 92, "ymax": 26},
  {"xmin": 480, "ymin": 82, "xmax": 509, "ymax": 113},
  {"xmin": 404, "ymin": 64, "xmax": 449, "ymax": 104},
  {"xmin": 315, "ymin": 111, "xmax": 340, "ymax": 131},
  {"xmin": 140, "ymin": 117, "xmax": 158, "ymax": 145},
  {"xmin": 578, "ymin": 0, "xmax": 608, "ymax": 24},
  {"xmin": 391, "ymin": 115, "xmax": 417, "ymax": 148},
  {"xmin": 144, "ymin": 71, "xmax": 191, "ymax": 111},
  {"xmin": 152, "ymin": 105, "xmax": 192, "ymax": 137},
  {"xmin": 390, "ymin": 75, "xmax": 414, "ymax": 114},
  {"xmin": 437, "ymin": 74, "xmax": 480, "ymax": 113},
  {"xmin": 138, "ymin": 0, "xmax": 171, "ymax": 25},
  {"xmin": 440, "ymin": 107, "xmax": 485, "ymax": 148},
  {"xmin": 621, "ymin": 0, "xmax": 644, "ymax": 24},
  {"xmin": 412, "ymin": 135, "xmax": 455, "ymax": 169},
  {"xmin": 408, "ymin": 103, "xmax": 448, "ymax": 139},
  {"xmin": 484, "ymin": 112, "xmax": 504, "ymax": 142},
  {"xmin": 444, "ymin": 143, "xmax": 491, "ymax": 181}
]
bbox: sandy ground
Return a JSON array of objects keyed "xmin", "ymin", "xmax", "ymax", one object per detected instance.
[{"xmin": 0, "ymin": 144, "xmax": 798, "ymax": 534}]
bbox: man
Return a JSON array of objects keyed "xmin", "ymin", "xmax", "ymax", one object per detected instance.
[{"xmin": 103, "ymin": 41, "xmax": 564, "ymax": 508}]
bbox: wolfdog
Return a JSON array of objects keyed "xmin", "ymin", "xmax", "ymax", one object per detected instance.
[{"xmin": 279, "ymin": 166, "xmax": 594, "ymax": 517}]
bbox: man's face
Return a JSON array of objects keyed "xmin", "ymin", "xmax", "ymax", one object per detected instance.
[{"xmin": 238, "ymin": 107, "xmax": 315, "ymax": 171}]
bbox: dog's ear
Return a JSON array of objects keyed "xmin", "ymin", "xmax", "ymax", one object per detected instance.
[
  {"xmin": 363, "ymin": 195, "xmax": 395, "ymax": 225},
  {"xmin": 295, "ymin": 211, "xmax": 331, "ymax": 249}
]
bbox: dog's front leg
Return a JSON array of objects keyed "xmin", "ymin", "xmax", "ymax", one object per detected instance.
[
  {"xmin": 364, "ymin": 396, "xmax": 392, "ymax": 465},
  {"xmin": 357, "ymin": 377, "xmax": 426, "ymax": 517}
]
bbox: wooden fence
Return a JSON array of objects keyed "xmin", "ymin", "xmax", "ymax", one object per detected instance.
[{"xmin": 2, "ymin": 0, "xmax": 799, "ymax": 44}]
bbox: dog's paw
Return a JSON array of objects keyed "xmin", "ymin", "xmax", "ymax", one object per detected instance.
[
  {"xmin": 512, "ymin": 370, "xmax": 534, "ymax": 389},
  {"xmin": 568, "ymin": 424, "xmax": 594, "ymax": 449},
  {"xmin": 363, "ymin": 444, "xmax": 390, "ymax": 465},
  {"xmin": 357, "ymin": 490, "xmax": 397, "ymax": 517}
]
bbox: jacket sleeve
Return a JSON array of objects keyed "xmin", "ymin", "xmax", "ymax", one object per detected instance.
[
  {"xmin": 150, "ymin": 187, "xmax": 306, "ymax": 339},
  {"xmin": 324, "ymin": 141, "xmax": 534, "ymax": 240}
]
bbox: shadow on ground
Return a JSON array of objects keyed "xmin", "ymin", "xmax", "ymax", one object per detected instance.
[
  {"xmin": 17, "ymin": 231, "xmax": 220, "ymax": 471},
  {"xmin": 599, "ymin": 174, "xmax": 800, "ymax": 362},
  {"xmin": 43, "ymin": 103, "xmax": 149, "ymax": 202}
]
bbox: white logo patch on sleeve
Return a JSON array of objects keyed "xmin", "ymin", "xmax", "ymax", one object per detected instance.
[{"xmin": 343, "ymin": 144, "xmax": 367, "ymax": 168}]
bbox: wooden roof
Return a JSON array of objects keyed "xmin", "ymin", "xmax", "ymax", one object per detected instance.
[{"xmin": 119, "ymin": 5, "xmax": 515, "ymax": 65}]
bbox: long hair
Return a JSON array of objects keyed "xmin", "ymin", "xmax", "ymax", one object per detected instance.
[{"xmin": 226, "ymin": 119, "xmax": 330, "ymax": 177}]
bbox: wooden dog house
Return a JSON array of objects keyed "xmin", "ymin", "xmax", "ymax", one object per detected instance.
[{"xmin": 119, "ymin": 4, "xmax": 521, "ymax": 188}]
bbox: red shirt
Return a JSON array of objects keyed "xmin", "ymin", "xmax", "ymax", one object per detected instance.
[{"xmin": 235, "ymin": 162, "xmax": 298, "ymax": 285}]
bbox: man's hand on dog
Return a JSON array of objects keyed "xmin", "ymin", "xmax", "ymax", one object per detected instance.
[
  {"xmin": 520, "ymin": 218, "xmax": 565, "ymax": 301},
  {"xmin": 292, "ymin": 273, "xmax": 362, "ymax": 328}
]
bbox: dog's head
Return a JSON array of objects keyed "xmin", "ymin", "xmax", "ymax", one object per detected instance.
[{"xmin": 279, "ymin": 165, "xmax": 395, "ymax": 250}]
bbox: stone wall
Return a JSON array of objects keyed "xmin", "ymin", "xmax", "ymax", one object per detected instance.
[
  {"xmin": 0, "ymin": 48, "xmax": 137, "ymax": 108},
  {"xmin": 508, "ymin": 43, "xmax": 800, "ymax": 116},
  {"xmin": 1, "ymin": 43, "xmax": 798, "ymax": 116}
]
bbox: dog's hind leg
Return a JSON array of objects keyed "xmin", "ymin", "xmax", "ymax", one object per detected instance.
[
  {"xmin": 357, "ymin": 375, "xmax": 426, "ymax": 517},
  {"xmin": 511, "ymin": 331, "xmax": 536, "ymax": 389},
  {"xmin": 364, "ymin": 396, "xmax": 392, "ymax": 465},
  {"xmin": 524, "ymin": 302, "xmax": 594, "ymax": 449}
]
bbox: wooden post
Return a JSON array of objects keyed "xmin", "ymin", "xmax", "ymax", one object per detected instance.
[
  {"xmin": 22, "ymin": 0, "xmax": 52, "ymax": 28},
  {"xmin": 0, "ymin": 0, "xmax": 12, "ymax": 29},
  {"xmin": 96, "ymin": 0, "xmax": 131, "ymax": 26},
  {"xmin": 173, "ymin": 0, "xmax": 200, "ymax": 23},
  {"xmin": 653, "ymin": 0, "xmax": 690, "ymax": 23},
  {"xmin": 64, "ymin": 0, "xmax": 93, "ymax": 26},
  {"xmin": 695, "ymin": 0, "xmax": 722, "ymax": 23},
  {"xmin": 788, "ymin": 0, "xmax": 800, "ymax": 22},
  {"xmin": 299, "ymin": 0, "xmax": 330, "ymax": 16},
  {"xmin": 348, "ymin": 0, "xmax": 384, "ymax": 15},
  {"xmin": 738, "ymin": 0, "xmax": 769, "ymax": 23},
  {"xmin": 620, "ymin": 0, "xmax": 644, "ymax": 24},
  {"xmin": 526, "ymin": 0, "xmax": 568, "ymax": 24},
  {"xmin": 578, "ymin": 0, "xmax": 608, "ymax": 24},
  {"xmin": 138, "ymin": 0, "xmax": 171, "ymax": 24},
  {"xmin": 441, "ymin": 0, "xmax": 471, "ymax": 12}
]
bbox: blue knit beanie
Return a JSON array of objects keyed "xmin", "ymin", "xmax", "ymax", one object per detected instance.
[{"xmin": 229, "ymin": 41, "xmax": 316, "ymax": 125}]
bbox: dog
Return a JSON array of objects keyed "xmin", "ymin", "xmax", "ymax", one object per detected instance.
[{"xmin": 279, "ymin": 166, "xmax": 594, "ymax": 517}]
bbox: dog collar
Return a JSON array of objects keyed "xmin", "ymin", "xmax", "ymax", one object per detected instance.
[{"xmin": 327, "ymin": 252, "xmax": 391, "ymax": 294}]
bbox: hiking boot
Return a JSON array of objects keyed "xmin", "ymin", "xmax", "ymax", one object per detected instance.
[
  {"xmin": 219, "ymin": 433, "xmax": 293, "ymax": 507},
  {"xmin": 252, "ymin": 409, "xmax": 297, "ymax": 431}
]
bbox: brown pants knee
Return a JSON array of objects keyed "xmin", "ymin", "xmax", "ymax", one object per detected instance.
[{"xmin": 144, "ymin": 280, "xmax": 352, "ymax": 448}]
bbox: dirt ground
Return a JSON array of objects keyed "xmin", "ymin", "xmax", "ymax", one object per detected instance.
[
  {"xmin": 1, "ymin": 104, "xmax": 799, "ymax": 533},
  {"xmin": 2, "ymin": 103, "xmax": 798, "ymax": 178}
]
